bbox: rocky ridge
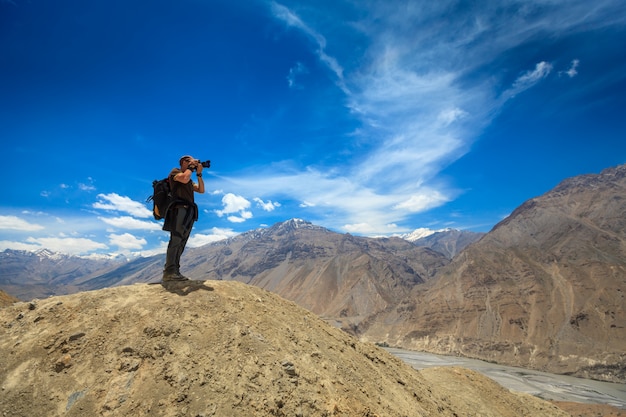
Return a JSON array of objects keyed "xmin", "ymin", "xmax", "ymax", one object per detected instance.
[{"xmin": 0, "ymin": 280, "xmax": 569, "ymax": 417}]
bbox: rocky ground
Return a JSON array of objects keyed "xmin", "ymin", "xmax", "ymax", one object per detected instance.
[
  {"xmin": 0, "ymin": 280, "xmax": 617, "ymax": 416},
  {"xmin": 552, "ymin": 401, "xmax": 624, "ymax": 417}
]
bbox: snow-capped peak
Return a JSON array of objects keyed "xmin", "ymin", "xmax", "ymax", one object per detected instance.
[{"xmin": 399, "ymin": 227, "xmax": 454, "ymax": 242}]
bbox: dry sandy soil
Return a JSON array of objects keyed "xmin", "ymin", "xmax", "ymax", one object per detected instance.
[{"xmin": 0, "ymin": 280, "xmax": 616, "ymax": 416}]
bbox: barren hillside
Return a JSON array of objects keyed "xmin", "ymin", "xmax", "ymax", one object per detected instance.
[
  {"xmin": 0, "ymin": 280, "xmax": 569, "ymax": 417},
  {"xmin": 182, "ymin": 219, "xmax": 448, "ymax": 330},
  {"xmin": 0, "ymin": 289, "xmax": 19, "ymax": 307},
  {"xmin": 362, "ymin": 165, "xmax": 626, "ymax": 382}
]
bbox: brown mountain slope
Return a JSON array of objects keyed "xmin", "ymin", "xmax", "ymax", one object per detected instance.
[
  {"xmin": 411, "ymin": 229, "xmax": 485, "ymax": 259},
  {"xmin": 0, "ymin": 280, "xmax": 569, "ymax": 417},
  {"xmin": 182, "ymin": 219, "xmax": 448, "ymax": 330},
  {"xmin": 361, "ymin": 164, "xmax": 626, "ymax": 382},
  {"xmin": 0, "ymin": 289, "xmax": 19, "ymax": 307}
]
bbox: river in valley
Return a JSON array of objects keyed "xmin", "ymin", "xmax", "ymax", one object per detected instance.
[{"xmin": 387, "ymin": 348, "xmax": 626, "ymax": 409}]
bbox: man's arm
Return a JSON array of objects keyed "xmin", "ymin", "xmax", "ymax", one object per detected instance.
[
  {"xmin": 194, "ymin": 163, "xmax": 205, "ymax": 194},
  {"xmin": 173, "ymin": 169, "xmax": 193, "ymax": 184}
]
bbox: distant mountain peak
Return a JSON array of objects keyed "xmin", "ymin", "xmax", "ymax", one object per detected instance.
[
  {"xmin": 400, "ymin": 227, "xmax": 447, "ymax": 242},
  {"xmin": 268, "ymin": 218, "xmax": 326, "ymax": 235},
  {"xmin": 34, "ymin": 248, "xmax": 68, "ymax": 261},
  {"xmin": 275, "ymin": 218, "xmax": 313, "ymax": 229},
  {"xmin": 35, "ymin": 248, "xmax": 55, "ymax": 257}
]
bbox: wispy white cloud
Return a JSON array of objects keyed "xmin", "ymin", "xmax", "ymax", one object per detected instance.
[
  {"xmin": 211, "ymin": 167, "xmax": 434, "ymax": 233},
  {"xmin": 108, "ymin": 233, "xmax": 147, "ymax": 250},
  {"xmin": 287, "ymin": 62, "xmax": 308, "ymax": 89},
  {"xmin": 93, "ymin": 193, "xmax": 153, "ymax": 218},
  {"xmin": 252, "ymin": 1, "xmax": 620, "ymax": 234},
  {"xmin": 0, "ymin": 240, "xmax": 41, "ymax": 251},
  {"xmin": 271, "ymin": 1, "xmax": 346, "ymax": 90},
  {"xmin": 561, "ymin": 59, "xmax": 580, "ymax": 78},
  {"xmin": 501, "ymin": 61, "xmax": 553, "ymax": 101},
  {"xmin": 79, "ymin": 183, "xmax": 96, "ymax": 192},
  {"xmin": 0, "ymin": 208, "xmax": 160, "ymax": 255},
  {"xmin": 254, "ymin": 198, "xmax": 281, "ymax": 212},
  {"xmin": 0, "ymin": 215, "xmax": 45, "ymax": 231},
  {"xmin": 188, "ymin": 227, "xmax": 239, "ymax": 247},
  {"xmin": 24, "ymin": 236, "xmax": 108, "ymax": 254},
  {"xmin": 393, "ymin": 189, "xmax": 451, "ymax": 213},
  {"xmin": 98, "ymin": 216, "xmax": 161, "ymax": 231},
  {"xmin": 78, "ymin": 177, "xmax": 96, "ymax": 192}
]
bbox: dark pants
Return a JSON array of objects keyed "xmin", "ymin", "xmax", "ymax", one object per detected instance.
[{"xmin": 164, "ymin": 207, "xmax": 194, "ymax": 275}]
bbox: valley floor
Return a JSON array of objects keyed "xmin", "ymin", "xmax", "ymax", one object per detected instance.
[{"xmin": 388, "ymin": 348, "xmax": 626, "ymax": 415}]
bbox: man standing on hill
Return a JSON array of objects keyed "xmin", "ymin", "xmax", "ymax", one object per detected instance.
[{"xmin": 162, "ymin": 155, "xmax": 205, "ymax": 282}]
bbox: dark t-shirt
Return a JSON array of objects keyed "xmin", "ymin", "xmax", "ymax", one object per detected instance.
[{"xmin": 169, "ymin": 168, "xmax": 195, "ymax": 203}]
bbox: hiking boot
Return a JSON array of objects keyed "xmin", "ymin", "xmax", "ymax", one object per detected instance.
[{"xmin": 162, "ymin": 272, "xmax": 190, "ymax": 282}]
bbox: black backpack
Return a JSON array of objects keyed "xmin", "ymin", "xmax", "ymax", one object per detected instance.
[{"xmin": 147, "ymin": 177, "xmax": 173, "ymax": 220}]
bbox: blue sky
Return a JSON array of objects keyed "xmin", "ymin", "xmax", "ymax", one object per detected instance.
[{"xmin": 1, "ymin": 0, "xmax": 625, "ymax": 256}]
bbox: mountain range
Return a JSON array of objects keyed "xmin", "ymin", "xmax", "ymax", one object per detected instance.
[
  {"xmin": 0, "ymin": 225, "xmax": 478, "ymax": 303},
  {"xmin": 1, "ymin": 164, "xmax": 625, "ymax": 383},
  {"xmin": 361, "ymin": 164, "xmax": 626, "ymax": 382}
]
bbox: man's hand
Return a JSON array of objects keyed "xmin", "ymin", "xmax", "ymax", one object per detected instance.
[{"xmin": 196, "ymin": 159, "xmax": 203, "ymax": 175}]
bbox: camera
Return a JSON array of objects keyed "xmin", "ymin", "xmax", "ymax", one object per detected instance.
[{"xmin": 189, "ymin": 160, "xmax": 211, "ymax": 171}]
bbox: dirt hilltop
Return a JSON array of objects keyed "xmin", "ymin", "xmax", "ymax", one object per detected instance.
[{"xmin": 0, "ymin": 280, "xmax": 569, "ymax": 417}]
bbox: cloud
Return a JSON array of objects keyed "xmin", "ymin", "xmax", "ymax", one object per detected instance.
[
  {"xmin": 108, "ymin": 233, "xmax": 147, "ymax": 250},
  {"xmin": 266, "ymin": 2, "xmax": 482, "ymax": 232},
  {"xmin": 287, "ymin": 62, "xmax": 309, "ymax": 89},
  {"xmin": 188, "ymin": 227, "xmax": 239, "ymax": 248},
  {"xmin": 254, "ymin": 198, "xmax": 281, "ymax": 212},
  {"xmin": 342, "ymin": 223, "xmax": 373, "ymax": 234},
  {"xmin": 24, "ymin": 237, "xmax": 108, "ymax": 255},
  {"xmin": 438, "ymin": 108, "xmax": 469, "ymax": 126},
  {"xmin": 0, "ymin": 240, "xmax": 42, "ymax": 251},
  {"xmin": 98, "ymin": 216, "xmax": 161, "ymax": 231},
  {"xmin": 93, "ymin": 193, "xmax": 152, "ymax": 218},
  {"xmin": 561, "ymin": 59, "xmax": 580, "ymax": 78},
  {"xmin": 212, "ymin": 167, "xmax": 449, "ymax": 233},
  {"xmin": 215, "ymin": 193, "xmax": 253, "ymax": 223},
  {"xmin": 393, "ymin": 189, "xmax": 450, "ymax": 212},
  {"xmin": 79, "ymin": 178, "xmax": 96, "ymax": 192},
  {"xmin": 227, "ymin": 212, "xmax": 253, "ymax": 223},
  {"xmin": 0, "ymin": 215, "xmax": 45, "ymax": 231},
  {"xmin": 271, "ymin": 1, "xmax": 346, "ymax": 89},
  {"xmin": 136, "ymin": 240, "xmax": 169, "ymax": 257},
  {"xmin": 503, "ymin": 61, "xmax": 553, "ymax": 100},
  {"xmin": 79, "ymin": 183, "xmax": 96, "ymax": 191},
  {"xmin": 222, "ymin": 1, "xmax": 625, "ymax": 235}
]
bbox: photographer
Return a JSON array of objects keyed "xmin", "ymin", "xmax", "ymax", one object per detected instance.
[{"xmin": 162, "ymin": 155, "xmax": 207, "ymax": 282}]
